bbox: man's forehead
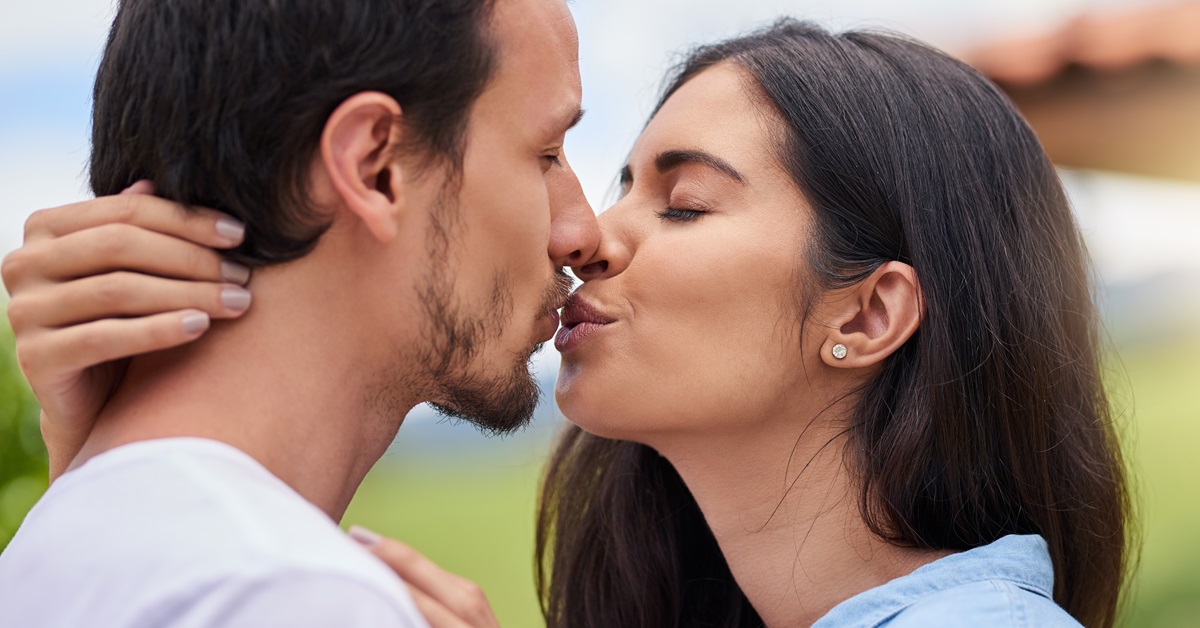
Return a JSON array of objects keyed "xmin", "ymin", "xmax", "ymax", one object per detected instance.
[
  {"xmin": 487, "ymin": 0, "xmax": 582, "ymax": 131},
  {"xmin": 490, "ymin": 0, "xmax": 579, "ymax": 66}
]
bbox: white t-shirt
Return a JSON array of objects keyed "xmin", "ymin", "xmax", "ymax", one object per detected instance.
[{"xmin": 0, "ymin": 438, "xmax": 428, "ymax": 628}]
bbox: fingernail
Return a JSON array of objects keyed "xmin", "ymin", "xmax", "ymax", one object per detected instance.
[
  {"xmin": 182, "ymin": 312, "xmax": 210, "ymax": 335},
  {"xmin": 221, "ymin": 261, "xmax": 251, "ymax": 285},
  {"xmin": 348, "ymin": 525, "xmax": 382, "ymax": 547},
  {"xmin": 221, "ymin": 286, "xmax": 252, "ymax": 312},
  {"xmin": 215, "ymin": 217, "xmax": 246, "ymax": 245}
]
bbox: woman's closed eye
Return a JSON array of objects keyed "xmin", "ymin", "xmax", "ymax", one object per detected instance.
[{"xmin": 657, "ymin": 207, "xmax": 707, "ymax": 222}]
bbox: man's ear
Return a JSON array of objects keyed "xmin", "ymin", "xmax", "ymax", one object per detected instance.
[
  {"xmin": 319, "ymin": 92, "xmax": 406, "ymax": 243},
  {"xmin": 819, "ymin": 261, "xmax": 923, "ymax": 369}
]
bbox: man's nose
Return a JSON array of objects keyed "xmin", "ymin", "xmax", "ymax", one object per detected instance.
[{"xmin": 547, "ymin": 161, "xmax": 599, "ymax": 268}]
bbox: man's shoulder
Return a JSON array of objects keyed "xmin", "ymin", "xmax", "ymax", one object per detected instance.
[
  {"xmin": 14, "ymin": 438, "xmax": 337, "ymax": 558},
  {"xmin": 0, "ymin": 438, "xmax": 424, "ymax": 627},
  {"xmin": 884, "ymin": 580, "xmax": 1083, "ymax": 628},
  {"xmin": 126, "ymin": 565, "xmax": 430, "ymax": 628},
  {"xmin": 0, "ymin": 555, "xmax": 428, "ymax": 627}
]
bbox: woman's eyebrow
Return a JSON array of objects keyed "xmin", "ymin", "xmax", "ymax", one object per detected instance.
[
  {"xmin": 618, "ymin": 150, "xmax": 747, "ymax": 187},
  {"xmin": 655, "ymin": 149, "xmax": 747, "ymax": 185}
]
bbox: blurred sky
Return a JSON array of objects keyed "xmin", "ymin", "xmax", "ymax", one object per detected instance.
[{"xmin": 2, "ymin": 0, "xmax": 1198, "ymax": 385}]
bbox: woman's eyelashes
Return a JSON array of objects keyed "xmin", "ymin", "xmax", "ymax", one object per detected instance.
[{"xmin": 657, "ymin": 207, "xmax": 707, "ymax": 222}]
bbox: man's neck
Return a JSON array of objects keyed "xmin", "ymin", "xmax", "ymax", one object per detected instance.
[
  {"xmin": 654, "ymin": 404, "xmax": 951, "ymax": 627},
  {"xmin": 73, "ymin": 255, "xmax": 422, "ymax": 522}
]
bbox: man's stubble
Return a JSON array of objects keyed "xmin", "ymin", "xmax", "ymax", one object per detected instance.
[{"xmin": 371, "ymin": 184, "xmax": 570, "ymax": 436}]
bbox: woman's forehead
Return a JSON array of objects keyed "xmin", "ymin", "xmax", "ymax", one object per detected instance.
[{"xmin": 631, "ymin": 67, "xmax": 765, "ymax": 170}]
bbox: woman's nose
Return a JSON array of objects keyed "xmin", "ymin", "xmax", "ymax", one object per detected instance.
[
  {"xmin": 570, "ymin": 205, "xmax": 633, "ymax": 282},
  {"xmin": 573, "ymin": 259, "xmax": 608, "ymax": 281}
]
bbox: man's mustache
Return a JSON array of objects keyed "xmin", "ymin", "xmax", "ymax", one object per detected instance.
[{"xmin": 543, "ymin": 269, "xmax": 574, "ymax": 312}]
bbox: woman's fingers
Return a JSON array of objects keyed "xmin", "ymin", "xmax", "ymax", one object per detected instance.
[
  {"xmin": 3, "ymin": 182, "xmax": 251, "ymax": 481},
  {"xmin": 8, "ymin": 273, "xmax": 251, "ymax": 330},
  {"xmin": 348, "ymin": 526, "xmax": 500, "ymax": 628},
  {"xmin": 4, "ymin": 223, "xmax": 250, "ymax": 293},
  {"xmin": 405, "ymin": 586, "xmax": 472, "ymax": 628},
  {"xmin": 16, "ymin": 310, "xmax": 213, "ymax": 387},
  {"xmin": 22, "ymin": 184, "xmax": 245, "ymax": 249}
]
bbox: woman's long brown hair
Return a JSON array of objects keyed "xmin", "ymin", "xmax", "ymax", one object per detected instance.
[{"xmin": 537, "ymin": 20, "xmax": 1133, "ymax": 628}]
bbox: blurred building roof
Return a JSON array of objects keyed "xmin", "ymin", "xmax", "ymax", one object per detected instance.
[
  {"xmin": 968, "ymin": 1, "xmax": 1200, "ymax": 88},
  {"xmin": 964, "ymin": 1, "xmax": 1200, "ymax": 182}
]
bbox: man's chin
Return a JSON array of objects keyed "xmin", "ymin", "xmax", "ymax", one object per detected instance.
[
  {"xmin": 427, "ymin": 397, "xmax": 536, "ymax": 436},
  {"xmin": 429, "ymin": 361, "xmax": 541, "ymax": 436}
]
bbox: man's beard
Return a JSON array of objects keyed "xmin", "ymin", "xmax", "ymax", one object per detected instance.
[{"xmin": 412, "ymin": 188, "xmax": 573, "ymax": 435}]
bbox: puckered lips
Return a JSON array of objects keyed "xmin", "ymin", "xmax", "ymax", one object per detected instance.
[
  {"xmin": 537, "ymin": 296, "xmax": 568, "ymax": 343},
  {"xmin": 554, "ymin": 294, "xmax": 615, "ymax": 353}
]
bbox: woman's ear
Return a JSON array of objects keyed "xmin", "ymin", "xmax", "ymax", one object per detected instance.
[
  {"xmin": 319, "ymin": 91, "xmax": 406, "ymax": 243},
  {"xmin": 819, "ymin": 261, "xmax": 923, "ymax": 369}
]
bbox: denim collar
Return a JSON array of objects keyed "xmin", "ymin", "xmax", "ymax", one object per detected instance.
[{"xmin": 812, "ymin": 534, "xmax": 1055, "ymax": 627}]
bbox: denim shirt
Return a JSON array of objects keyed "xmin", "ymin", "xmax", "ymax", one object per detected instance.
[{"xmin": 812, "ymin": 535, "xmax": 1083, "ymax": 627}]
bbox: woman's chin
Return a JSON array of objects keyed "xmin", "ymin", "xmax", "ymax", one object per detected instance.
[
  {"xmin": 554, "ymin": 366, "xmax": 680, "ymax": 442},
  {"xmin": 554, "ymin": 382, "xmax": 594, "ymax": 429},
  {"xmin": 556, "ymin": 384, "xmax": 629, "ymax": 440},
  {"xmin": 554, "ymin": 362, "xmax": 597, "ymax": 409}
]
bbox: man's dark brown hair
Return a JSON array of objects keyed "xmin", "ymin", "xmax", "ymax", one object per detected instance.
[{"xmin": 90, "ymin": 0, "xmax": 496, "ymax": 266}]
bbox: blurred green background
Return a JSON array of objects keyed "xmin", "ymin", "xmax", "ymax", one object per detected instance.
[
  {"xmin": 0, "ymin": 317, "xmax": 48, "ymax": 553},
  {"xmin": 3, "ymin": 314, "xmax": 1199, "ymax": 627}
]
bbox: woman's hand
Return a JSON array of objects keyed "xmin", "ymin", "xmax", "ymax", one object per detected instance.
[
  {"xmin": 1, "ymin": 181, "xmax": 253, "ymax": 479},
  {"xmin": 349, "ymin": 526, "xmax": 502, "ymax": 628}
]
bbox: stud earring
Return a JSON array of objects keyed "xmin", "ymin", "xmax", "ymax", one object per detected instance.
[{"xmin": 832, "ymin": 344, "xmax": 848, "ymax": 360}]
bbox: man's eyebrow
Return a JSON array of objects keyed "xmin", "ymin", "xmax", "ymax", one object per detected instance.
[
  {"xmin": 556, "ymin": 106, "xmax": 585, "ymax": 135},
  {"xmin": 567, "ymin": 107, "xmax": 585, "ymax": 131},
  {"xmin": 654, "ymin": 149, "xmax": 747, "ymax": 184}
]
